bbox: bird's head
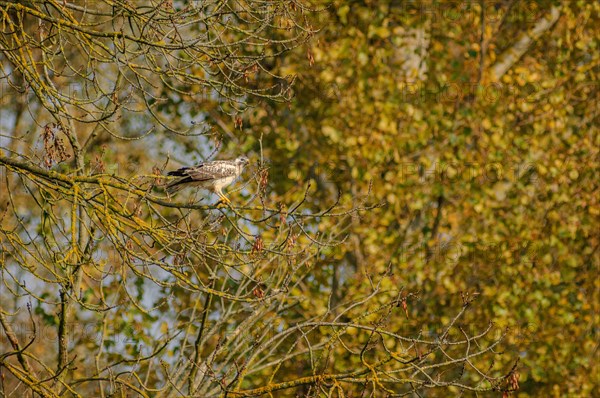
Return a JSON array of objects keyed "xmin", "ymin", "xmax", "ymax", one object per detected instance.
[{"xmin": 235, "ymin": 156, "xmax": 250, "ymax": 167}]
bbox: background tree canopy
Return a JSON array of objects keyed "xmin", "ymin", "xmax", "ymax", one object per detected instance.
[{"xmin": 0, "ymin": 1, "xmax": 597, "ymax": 397}]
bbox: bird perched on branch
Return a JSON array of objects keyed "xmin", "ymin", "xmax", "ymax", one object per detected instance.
[{"xmin": 166, "ymin": 156, "xmax": 249, "ymax": 203}]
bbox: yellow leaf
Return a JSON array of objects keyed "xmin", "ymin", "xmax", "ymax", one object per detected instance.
[{"xmin": 160, "ymin": 322, "xmax": 169, "ymax": 335}]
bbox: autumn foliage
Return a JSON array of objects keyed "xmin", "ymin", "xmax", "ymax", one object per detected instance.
[{"xmin": 0, "ymin": 1, "xmax": 598, "ymax": 397}]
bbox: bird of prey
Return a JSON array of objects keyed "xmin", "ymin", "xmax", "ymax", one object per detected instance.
[{"xmin": 166, "ymin": 156, "xmax": 249, "ymax": 203}]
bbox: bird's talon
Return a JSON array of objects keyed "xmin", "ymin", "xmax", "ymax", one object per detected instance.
[{"xmin": 216, "ymin": 198, "xmax": 230, "ymax": 207}]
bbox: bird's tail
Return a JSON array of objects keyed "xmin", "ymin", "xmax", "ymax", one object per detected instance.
[
  {"xmin": 165, "ymin": 168, "xmax": 191, "ymax": 195},
  {"xmin": 166, "ymin": 179, "xmax": 192, "ymax": 195},
  {"xmin": 165, "ymin": 181, "xmax": 182, "ymax": 195}
]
